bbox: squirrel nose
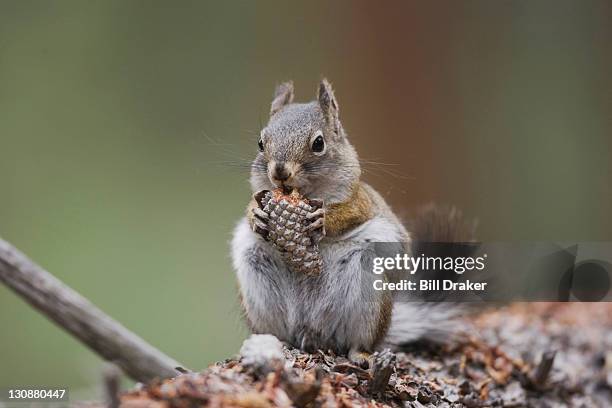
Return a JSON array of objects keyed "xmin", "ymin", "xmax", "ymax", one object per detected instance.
[{"xmin": 272, "ymin": 162, "xmax": 292, "ymax": 182}]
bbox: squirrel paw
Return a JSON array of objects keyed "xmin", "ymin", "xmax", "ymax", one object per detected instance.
[
  {"xmin": 348, "ymin": 348, "xmax": 372, "ymax": 369},
  {"xmin": 305, "ymin": 203, "xmax": 325, "ymax": 240},
  {"xmin": 251, "ymin": 207, "xmax": 269, "ymax": 239},
  {"xmin": 249, "ymin": 190, "xmax": 272, "ymax": 239}
]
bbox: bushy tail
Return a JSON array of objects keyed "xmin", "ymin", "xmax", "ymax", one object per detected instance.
[
  {"xmin": 384, "ymin": 205, "xmax": 478, "ymax": 348},
  {"xmin": 409, "ymin": 204, "xmax": 477, "ymax": 252}
]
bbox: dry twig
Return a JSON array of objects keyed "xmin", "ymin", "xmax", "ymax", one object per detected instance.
[{"xmin": 0, "ymin": 237, "xmax": 185, "ymax": 383}]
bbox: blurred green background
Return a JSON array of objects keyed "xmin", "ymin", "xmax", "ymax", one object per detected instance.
[{"xmin": 1, "ymin": 0, "xmax": 611, "ymax": 400}]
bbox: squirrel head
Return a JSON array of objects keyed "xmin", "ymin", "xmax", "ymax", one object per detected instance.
[{"xmin": 250, "ymin": 79, "xmax": 360, "ymax": 203}]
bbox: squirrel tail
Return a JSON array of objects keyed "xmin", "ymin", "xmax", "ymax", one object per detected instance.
[
  {"xmin": 383, "ymin": 204, "xmax": 478, "ymax": 348},
  {"xmin": 409, "ymin": 203, "xmax": 477, "ymax": 249},
  {"xmin": 383, "ymin": 302, "xmax": 466, "ymax": 347}
]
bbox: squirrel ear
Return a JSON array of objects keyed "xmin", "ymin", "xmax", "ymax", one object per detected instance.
[
  {"xmin": 317, "ymin": 78, "xmax": 339, "ymax": 128},
  {"xmin": 270, "ymin": 81, "xmax": 294, "ymax": 116}
]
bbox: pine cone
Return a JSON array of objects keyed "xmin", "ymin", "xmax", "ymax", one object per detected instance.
[{"xmin": 255, "ymin": 188, "xmax": 324, "ymax": 275}]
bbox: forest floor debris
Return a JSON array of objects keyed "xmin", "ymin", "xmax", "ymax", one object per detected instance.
[{"xmin": 116, "ymin": 303, "xmax": 612, "ymax": 407}]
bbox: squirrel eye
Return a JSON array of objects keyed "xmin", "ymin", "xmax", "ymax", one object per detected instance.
[
  {"xmin": 311, "ymin": 135, "xmax": 325, "ymax": 154},
  {"xmin": 258, "ymin": 138, "xmax": 264, "ymax": 152}
]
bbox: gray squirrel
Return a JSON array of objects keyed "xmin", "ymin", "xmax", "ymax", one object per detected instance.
[{"xmin": 231, "ymin": 79, "xmax": 472, "ymax": 363}]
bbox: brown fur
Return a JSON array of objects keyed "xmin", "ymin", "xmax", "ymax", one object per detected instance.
[
  {"xmin": 324, "ymin": 184, "xmax": 373, "ymax": 236},
  {"xmin": 373, "ymin": 290, "xmax": 393, "ymax": 348}
]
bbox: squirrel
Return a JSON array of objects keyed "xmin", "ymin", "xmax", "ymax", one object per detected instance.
[{"xmin": 231, "ymin": 79, "xmax": 472, "ymax": 363}]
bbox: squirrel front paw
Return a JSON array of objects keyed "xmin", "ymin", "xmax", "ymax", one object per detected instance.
[
  {"xmin": 251, "ymin": 206, "xmax": 269, "ymax": 238},
  {"xmin": 305, "ymin": 198, "xmax": 325, "ymax": 242},
  {"xmin": 248, "ymin": 190, "xmax": 270, "ymax": 240}
]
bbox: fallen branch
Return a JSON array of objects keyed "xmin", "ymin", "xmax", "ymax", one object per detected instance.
[{"xmin": 0, "ymin": 237, "xmax": 185, "ymax": 383}]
